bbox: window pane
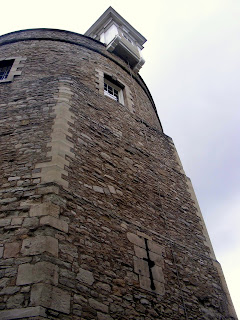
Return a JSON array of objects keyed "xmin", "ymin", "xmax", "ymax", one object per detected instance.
[
  {"xmin": 108, "ymin": 86, "xmax": 113, "ymax": 94},
  {"xmin": 0, "ymin": 60, "xmax": 14, "ymax": 81}
]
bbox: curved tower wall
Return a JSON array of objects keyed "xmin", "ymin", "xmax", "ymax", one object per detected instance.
[{"xmin": 0, "ymin": 29, "xmax": 237, "ymax": 320}]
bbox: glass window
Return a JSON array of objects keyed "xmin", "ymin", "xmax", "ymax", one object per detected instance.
[
  {"xmin": 104, "ymin": 75, "xmax": 124, "ymax": 105},
  {"xmin": 0, "ymin": 60, "xmax": 14, "ymax": 81}
]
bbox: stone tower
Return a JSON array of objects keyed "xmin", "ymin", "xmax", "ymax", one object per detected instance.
[{"xmin": 0, "ymin": 7, "xmax": 237, "ymax": 320}]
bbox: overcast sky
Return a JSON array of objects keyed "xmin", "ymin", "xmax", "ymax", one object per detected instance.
[{"xmin": 1, "ymin": 0, "xmax": 239, "ymax": 317}]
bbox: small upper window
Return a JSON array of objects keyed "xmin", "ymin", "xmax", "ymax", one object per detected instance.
[
  {"xmin": 0, "ymin": 60, "xmax": 14, "ymax": 81},
  {"xmin": 104, "ymin": 75, "xmax": 124, "ymax": 105},
  {"xmin": 104, "ymin": 82, "xmax": 119, "ymax": 102}
]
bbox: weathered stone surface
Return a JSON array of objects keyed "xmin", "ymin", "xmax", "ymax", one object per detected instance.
[
  {"xmin": 6, "ymin": 293, "xmax": 24, "ymax": 309},
  {"xmin": 0, "ymin": 286, "xmax": 19, "ymax": 295},
  {"xmin": 134, "ymin": 245, "xmax": 147, "ymax": 259},
  {"xmin": 29, "ymin": 202, "xmax": 60, "ymax": 218},
  {"xmin": 21, "ymin": 236, "xmax": 58, "ymax": 257},
  {"xmin": 148, "ymin": 241, "xmax": 164, "ymax": 255},
  {"xmin": 77, "ymin": 268, "xmax": 94, "ymax": 285},
  {"xmin": 37, "ymin": 185, "xmax": 59, "ymax": 195},
  {"xmin": 0, "ymin": 218, "xmax": 11, "ymax": 227},
  {"xmin": 97, "ymin": 312, "xmax": 113, "ymax": 320},
  {"xmin": 152, "ymin": 265, "xmax": 165, "ymax": 283},
  {"xmin": 89, "ymin": 298, "xmax": 108, "ymax": 313},
  {"xmin": 139, "ymin": 275, "xmax": 165, "ymax": 295},
  {"xmin": 0, "ymin": 246, "xmax": 3, "ymax": 258},
  {"xmin": 17, "ymin": 262, "xmax": 58, "ymax": 285},
  {"xmin": 0, "ymin": 306, "xmax": 47, "ymax": 320},
  {"xmin": 0, "ymin": 28, "xmax": 236, "ymax": 320},
  {"xmin": 108, "ymin": 185, "xmax": 116, "ymax": 194},
  {"xmin": 133, "ymin": 257, "xmax": 149, "ymax": 277},
  {"xmin": 30, "ymin": 283, "xmax": 70, "ymax": 314},
  {"xmin": 4, "ymin": 242, "xmax": 20, "ymax": 258},
  {"xmin": 93, "ymin": 186, "xmax": 104, "ymax": 193},
  {"xmin": 149, "ymin": 251, "xmax": 164, "ymax": 266},
  {"xmin": 0, "ymin": 278, "xmax": 9, "ymax": 288},
  {"xmin": 127, "ymin": 233, "xmax": 145, "ymax": 248},
  {"xmin": 11, "ymin": 217, "xmax": 23, "ymax": 226},
  {"xmin": 96, "ymin": 282, "xmax": 111, "ymax": 292},
  {"xmin": 22, "ymin": 217, "xmax": 39, "ymax": 228},
  {"xmin": 40, "ymin": 215, "xmax": 68, "ymax": 232}
]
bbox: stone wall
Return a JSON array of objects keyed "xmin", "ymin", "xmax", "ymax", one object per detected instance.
[{"xmin": 0, "ymin": 29, "xmax": 237, "ymax": 319}]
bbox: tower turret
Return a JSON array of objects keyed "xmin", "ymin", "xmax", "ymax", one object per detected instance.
[
  {"xmin": 0, "ymin": 7, "xmax": 237, "ymax": 320},
  {"xmin": 85, "ymin": 7, "xmax": 146, "ymax": 72}
]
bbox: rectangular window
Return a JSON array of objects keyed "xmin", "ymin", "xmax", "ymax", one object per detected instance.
[
  {"xmin": 104, "ymin": 82, "xmax": 119, "ymax": 101},
  {"xmin": 0, "ymin": 59, "xmax": 14, "ymax": 81},
  {"xmin": 104, "ymin": 75, "xmax": 124, "ymax": 105}
]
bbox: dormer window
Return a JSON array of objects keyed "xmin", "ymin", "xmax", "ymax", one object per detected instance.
[{"xmin": 104, "ymin": 74, "xmax": 124, "ymax": 105}]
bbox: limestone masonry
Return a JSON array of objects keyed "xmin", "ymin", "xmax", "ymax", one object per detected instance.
[{"xmin": 0, "ymin": 8, "xmax": 237, "ymax": 320}]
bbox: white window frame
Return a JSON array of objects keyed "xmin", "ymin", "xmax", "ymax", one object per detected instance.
[
  {"xmin": 104, "ymin": 77, "xmax": 124, "ymax": 105},
  {"xmin": 95, "ymin": 69, "xmax": 135, "ymax": 113}
]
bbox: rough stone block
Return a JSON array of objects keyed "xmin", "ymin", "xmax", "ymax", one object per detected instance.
[
  {"xmin": 17, "ymin": 262, "xmax": 58, "ymax": 285},
  {"xmin": 134, "ymin": 245, "xmax": 147, "ymax": 259},
  {"xmin": 0, "ymin": 218, "xmax": 11, "ymax": 227},
  {"xmin": 77, "ymin": 268, "xmax": 94, "ymax": 285},
  {"xmin": 89, "ymin": 298, "xmax": 108, "ymax": 313},
  {"xmin": 0, "ymin": 286, "xmax": 19, "ymax": 295},
  {"xmin": 152, "ymin": 265, "xmax": 165, "ymax": 283},
  {"xmin": 39, "ymin": 165, "xmax": 69, "ymax": 188},
  {"xmin": 30, "ymin": 283, "xmax": 70, "ymax": 314},
  {"xmin": 22, "ymin": 217, "xmax": 39, "ymax": 228},
  {"xmin": 149, "ymin": 251, "xmax": 164, "ymax": 267},
  {"xmin": 21, "ymin": 236, "xmax": 58, "ymax": 257},
  {"xmin": 0, "ymin": 306, "xmax": 47, "ymax": 320},
  {"xmin": 133, "ymin": 257, "xmax": 149, "ymax": 277},
  {"xmin": 127, "ymin": 233, "xmax": 145, "ymax": 248},
  {"xmin": 154, "ymin": 280, "xmax": 165, "ymax": 295},
  {"xmin": 6, "ymin": 293, "xmax": 24, "ymax": 309},
  {"xmin": 4, "ymin": 242, "xmax": 20, "ymax": 258},
  {"xmin": 11, "ymin": 217, "xmax": 23, "ymax": 226},
  {"xmin": 97, "ymin": 312, "xmax": 113, "ymax": 320},
  {"xmin": 40, "ymin": 215, "xmax": 68, "ymax": 232},
  {"xmin": 93, "ymin": 186, "xmax": 104, "ymax": 193},
  {"xmin": 37, "ymin": 185, "xmax": 59, "ymax": 195},
  {"xmin": 30, "ymin": 202, "xmax": 60, "ymax": 218},
  {"xmin": 148, "ymin": 241, "xmax": 164, "ymax": 255},
  {"xmin": 136, "ymin": 231, "xmax": 152, "ymax": 240},
  {"xmin": 0, "ymin": 278, "xmax": 9, "ymax": 287},
  {"xmin": 139, "ymin": 275, "xmax": 165, "ymax": 295},
  {"xmin": 0, "ymin": 246, "xmax": 3, "ymax": 258},
  {"xmin": 108, "ymin": 185, "xmax": 116, "ymax": 194}
]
